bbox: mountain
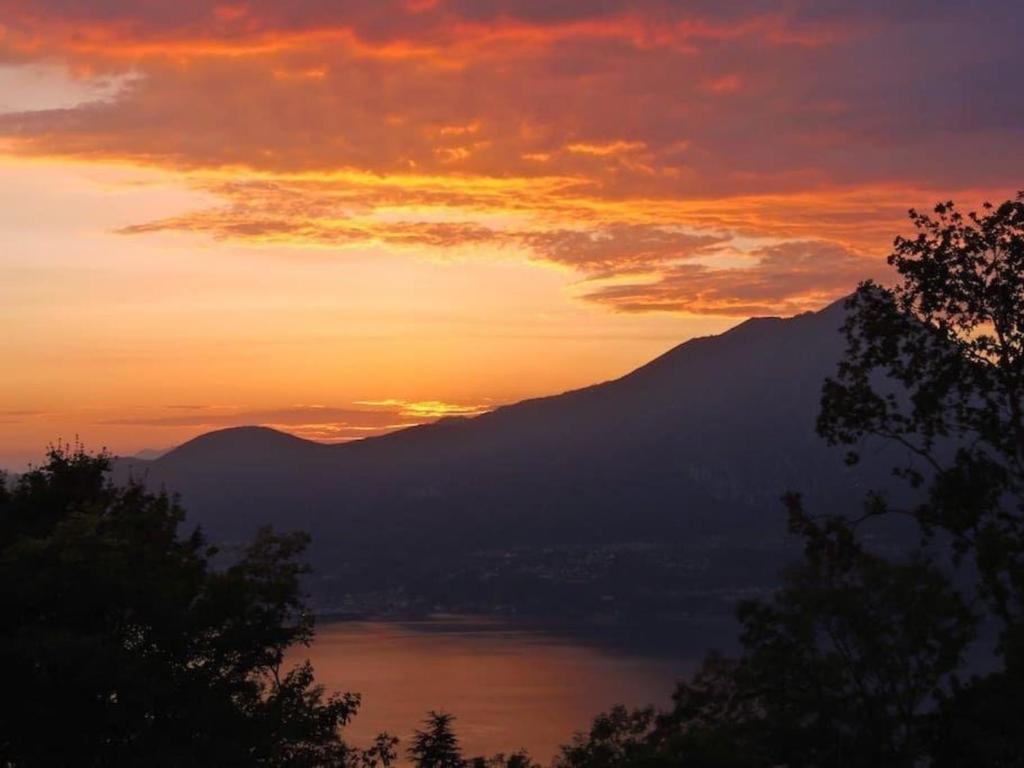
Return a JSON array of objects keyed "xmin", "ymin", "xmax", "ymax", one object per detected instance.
[
  {"xmin": 131, "ymin": 447, "xmax": 172, "ymax": 461},
  {"xmin": 115, "ymin": 298, "xmax": 899, "ymax": 616}
]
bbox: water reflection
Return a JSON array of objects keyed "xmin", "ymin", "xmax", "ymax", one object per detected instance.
[{"xmin": 295, "ymin": 615, "xmax": 721, "ymax": 764}]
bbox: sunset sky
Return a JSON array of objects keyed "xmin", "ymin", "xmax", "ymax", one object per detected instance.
[{"xmin": 2, "ymin": 0, "xmax": 1022, "ymax": 468}]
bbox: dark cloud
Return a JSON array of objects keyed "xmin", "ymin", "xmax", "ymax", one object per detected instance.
[{"xmin": 1, "ymin": 0, "xmax": 1020, "ymax": 191}]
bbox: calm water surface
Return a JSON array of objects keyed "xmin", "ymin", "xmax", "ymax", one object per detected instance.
[{"xmin": 296, "ymin": 616, "xmax": 723, "ymax": 764}]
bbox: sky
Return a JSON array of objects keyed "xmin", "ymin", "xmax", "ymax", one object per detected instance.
[{"xmin": 2, "ymin": 0, "xmax": 1023, "ymax": 468}]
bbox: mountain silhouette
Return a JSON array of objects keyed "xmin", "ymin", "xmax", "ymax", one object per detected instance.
[{"xmin": 116, "ymin": 298, "xmax": 899, "ymax": 612}]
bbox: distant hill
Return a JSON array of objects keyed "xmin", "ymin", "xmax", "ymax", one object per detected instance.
[{"xmin": 115, "ymin": 298, "xmax": 904, "ymax": 616}]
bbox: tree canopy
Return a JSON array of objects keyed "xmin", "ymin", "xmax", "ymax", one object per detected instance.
[{"xmin": 0, "ymin": 446, "xmax": 357, "ymax": 766}]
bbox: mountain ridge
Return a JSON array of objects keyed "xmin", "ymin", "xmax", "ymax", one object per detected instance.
[
  {"xmin": 137, "ymin": 301, "xmax": 848, "ymax": 467},
  {"xmin": 114, "ymin": 297, "xmax": 893, "ymax": 616}
]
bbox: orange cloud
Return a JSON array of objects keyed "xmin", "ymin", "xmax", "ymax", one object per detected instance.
[
  {"xmin": 701, "ymin": 74, "xmax": 742, "ymax": 94},
  {"xmin": 565, "ymin": 140, "xmax": 647, "ymax": 156},
  {"xmin": 0, "ymin": 2, "xmax": 848, "ymax": 67},
  {"xmin": 0, "ymin": 0, "xmax": 1020, "ymax": 318},
  {"xmin": 101, "ymin": 400, "xmax": 491, "ymax": 442},
  {"xmin": 584, "ymin": 241, "xmax": 881, "ymax": 317}
]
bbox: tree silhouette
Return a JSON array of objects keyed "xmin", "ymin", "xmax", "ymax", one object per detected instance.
[
  {"xmin": 469, "ymin": 750, "xmax": 539, "ymax": 768},
  {"xmin": 0, "ymin": 445, "xmax": 357, "ymax": 766},
  {"xmin": 821, "ymin": 194, "xmax": 1024, "ymax": 627},
  {"xmin": 358, "ymin": 733, "xmax": 401, "ymax": 768},
  {"xmin": 409, "ymin": 712, "xmax": 465, "ymax": 768},
  {"xmin": 558, "ymin": 527, "xmax": 974, "ymax": 766},
  {"xmin": 817, "ymin": 192, "xmax": 1024, "ymax": 762},
  {"xmin": 556, "ymin": 193, "xmax": 1024, "ymax": 766},
  {"xmin": 557, "ymin": 706, "xmax": 658, "ymax": 768}
]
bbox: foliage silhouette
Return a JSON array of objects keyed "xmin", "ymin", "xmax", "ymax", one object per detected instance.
[
  {"xmin": 557, "ymin": 534, "xmax": 974, "ymax": 766},
  {"xmin": 817, "ymin": 191, "xmax": 1024, "ymax": 763},
  {"xmin": 0, "ymin": 445, "xmax": 358, "ymax": 766},
  {"xmin": 557, "ymin": 705, "xmax": 659, "ymax": 768},
  {"xmin": 468, "ymin": 751, "xmax": 540, "ymax": 768},
  {"xmin": 555, "ymin": 193, "xmax": 1024, "ymax": 766},
  {"xmin": 409, "ymin": 712, "xmax": 466, "ymax": 768},
  {"xmin": 820, "ymin": 194, "xmax": 1024, "ymax": 626},
  {"xmin": 358, "ymin": 733, "xmax": 401, "ymax": 768}
]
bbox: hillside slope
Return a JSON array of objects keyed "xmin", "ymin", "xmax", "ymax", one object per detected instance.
[{"xmin": 116, "ymin": 298, "xmax": 899, "ymax": 614}]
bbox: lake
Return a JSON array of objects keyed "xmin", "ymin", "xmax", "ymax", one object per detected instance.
[{"xmin": 295, "ymin": 615, "xmax": 733, "ymax": 764}]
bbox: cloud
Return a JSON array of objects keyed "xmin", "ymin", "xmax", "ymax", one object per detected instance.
[
  {"xmin": 101, "ymin": 400, "xmax": 491, "ymax": 441},
  {"xmin": 565, "ymin": 140, "xmax": 647, "ymax": 156},
  {"xmin": 107, "ymin": 172, "xmax": 957, "ymax": 258},
  {"xmin": 583, "ymin": 240, "xmax": 882, "ymax": 316},
  {"xmin": 118, "ymin": 192, "xmax": 730, "ymax": 275},
  {"xmin": 1, "ymin": 2, "xmax": 1019, "ymax": 188},
  {"xmin": 0, "ymin": 1, "xmax": 849, "ymax": 62},
  {"xmin": 0, "ymin": 0, "xmax": 1021, "ymax": 316},
  {"xmin": 520, "ymin": 226, "xmax": 726, "ymax": 273},
  {"xmin": 352, "ymin": 399, "xmax": 490, "ymax": 417},
  {"xmin": 0, "ymin": 410, "xmax": 50, "ymax": 425}
]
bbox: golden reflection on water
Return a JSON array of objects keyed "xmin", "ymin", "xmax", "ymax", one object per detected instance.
[{"xmin": 294, "ymin": 616, "xmax": 690, "ymax": 764}]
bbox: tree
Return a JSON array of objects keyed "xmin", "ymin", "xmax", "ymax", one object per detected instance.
[
  {"xmin": 730, "ymin": 501, "xmax": 972, "ymax": 766},
  {"xmin": 820, "ymin": 193, "xmax": 1024, "ymax": 627},
  {"xmin": 818, "ymin": 192, "xmax": 1024, "ymax": 762},
  {"xmin": 0, "ymin": 445, "xmax": 357, "ymax": 766},
  {"xmin": 358, "ymin": 733, "xmax": 401, "ymax": 768},
  {"xmin": 558, "ymin": 193, "xmax": 1024, "ymax": 766},
  {"xmin": 557, "ymin": 706, "xmax": 659, "ymax": 768},
  {"xmin": 409, "ymin": 712, "xmax": 465, "ymax": 768},
  {"xmin": 469, "ymin": 750, "xmax": 540, "ymax": 768},
  {"xmin": 557, "ymin": 514, "xmax": 974, "ymax": 767}
]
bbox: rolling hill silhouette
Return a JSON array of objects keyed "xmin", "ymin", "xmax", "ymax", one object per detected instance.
[{"xmin": 117, "ymin": 298, "xmax": 899, "ymax": 614}]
